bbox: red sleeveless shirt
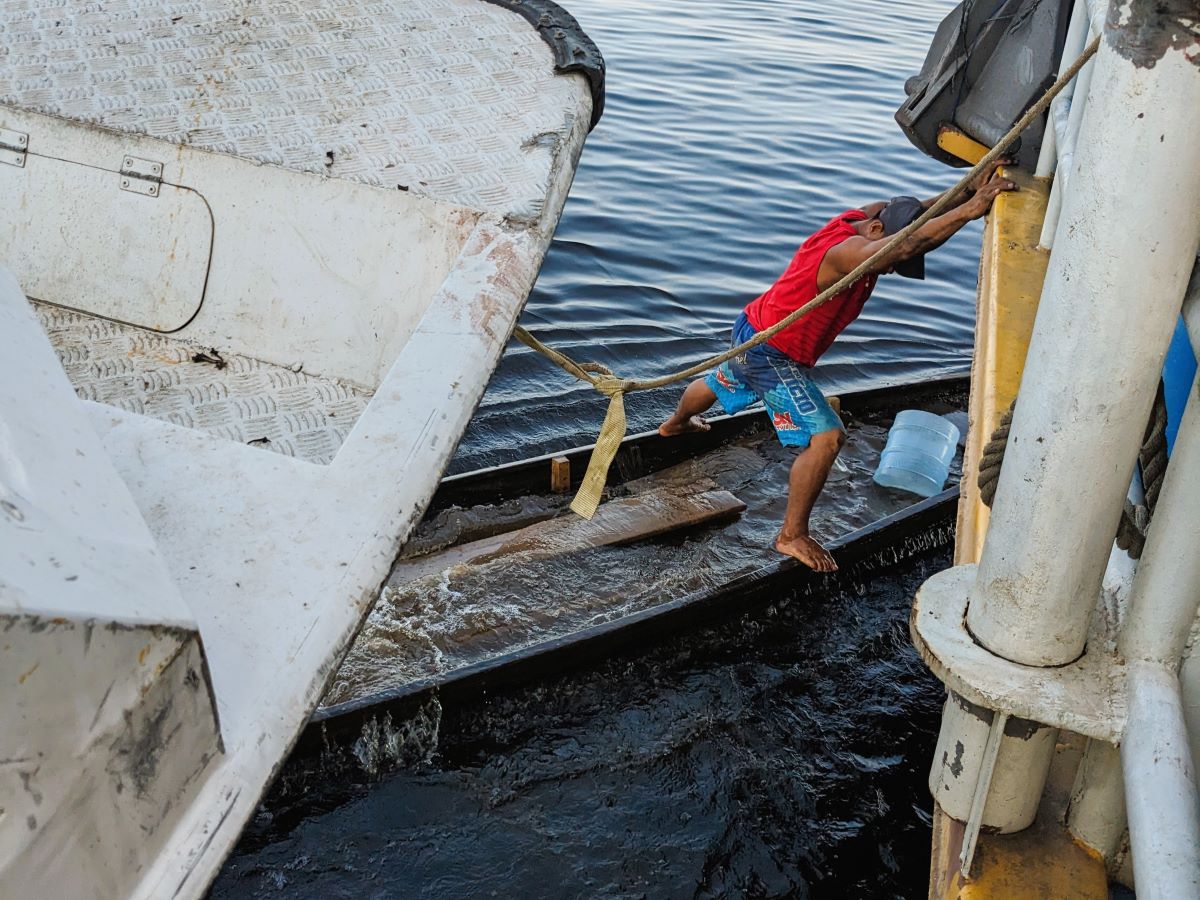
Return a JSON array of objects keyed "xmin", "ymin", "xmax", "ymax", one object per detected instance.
[{"xmin": 745, "ymin": 210, "xmax": 877, "ymax": 367}]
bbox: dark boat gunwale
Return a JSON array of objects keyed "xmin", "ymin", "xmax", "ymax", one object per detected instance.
[
  {"xmin": 282, "ymin": 487, "xmax": 957, "ymax": 786},
  {"xmin": 314, "ymin": 486, "xmax": 957, "ymax": 726},
  {"xmin": 432, "ymin": 375, "xmax": 968, "ymax": 511},
  {"xmin": 282, "ymin": 376, "xmax": 966, "ymax": 777}
]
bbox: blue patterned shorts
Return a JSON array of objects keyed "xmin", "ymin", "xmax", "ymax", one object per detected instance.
[{"xmin": 704, "ymin": 313, "xmax": 843, "ymax": 448}]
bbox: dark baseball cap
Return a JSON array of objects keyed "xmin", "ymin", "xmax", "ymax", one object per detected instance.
[{"xmin": 878, "ymin": 195, "xmax": 926, "ymax": 280}]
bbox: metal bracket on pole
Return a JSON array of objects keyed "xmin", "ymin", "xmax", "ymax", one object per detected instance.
[
  {"xmin": 911, "ymin": 565, "xmax": 1127, "ymax": 743},
  {"xmin": 960, "ymin": 711, "xmax": 1009, "ymax": 879}
]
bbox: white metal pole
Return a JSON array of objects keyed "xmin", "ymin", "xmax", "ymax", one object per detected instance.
[
  {"xmin": 1118, "ymin": 381, "xmax": 1200, "ymax": 668},
  {"xmin": 1068, "ymin": 739, "xmax": 1127, "ymax": 863},
  {"xmin": 1180, "ymin": 621, "xmax": 1200, "ymax": 828},
  {"xmin": 968, "ymin": 14, "xmax": 1200, "ymax": 668},
  {"xmin": 1165, "ymin": 279, "xmax": 1200, "ymax": 861},
  {"xmin": 1184, "ymin": 260, "xmax": 1200, "ymax": 352},
  {"xmin": 1037, "ymin": 9, "xmax": 1102, "ymax": 248},
  {"xmin": 1034, "ymin": 0, "xmax": 1089, "ymax": 179},
  {"xmin": 1064, "ymin": 545, "xmax": 1137, "ymax": 861},
  {"xmin": 1093, "ymin": 377, "xmax": 1200, "ymax": 889},
  {"xmin": 1055, "ymin": 2, "xmax": 1103, "ymax": 177},
  {"xmin": 1122, "ymin": 662, "xmax": 1200, "ymax": 898}
]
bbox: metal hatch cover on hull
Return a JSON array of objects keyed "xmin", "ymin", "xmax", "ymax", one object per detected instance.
[
  {"xmin": 0, "ymin": 150, "xmax": 214, "ymax": 332},
  {"xmin": 0, "ymin": 1, "xmax": 603, "ymax": 897}
]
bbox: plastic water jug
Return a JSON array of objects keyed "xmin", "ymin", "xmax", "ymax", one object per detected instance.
[{"xmin": 873, "ymin": 410, "xmax": 960, "ymax": 497}]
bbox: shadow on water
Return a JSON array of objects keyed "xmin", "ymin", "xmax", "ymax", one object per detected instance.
[{"xmin": 213, "ymin": 548, "xmax": 948, "ymax": 899}]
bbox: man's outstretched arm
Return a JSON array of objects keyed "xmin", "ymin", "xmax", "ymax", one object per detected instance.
[
  {"xmin": 858, "ymin": 157, "xmax": 1013, "ymax": 216},
  {"xmin": 824, "ymin": 171, "xmax": 1016, "ymax": 289}
]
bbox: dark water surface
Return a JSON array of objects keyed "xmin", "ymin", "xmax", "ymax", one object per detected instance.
[
  {"xmin": 215, "ymin": 548, "xmax": 949, "ymax": 899},
  {"xmin": 453, "ymin": 0, "xmax": 973, "ymax": 473}
]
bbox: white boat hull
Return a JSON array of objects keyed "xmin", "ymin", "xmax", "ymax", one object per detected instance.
[{"xmin": 0, "ymin": 0, "xmax": 600, "ymax": 894}]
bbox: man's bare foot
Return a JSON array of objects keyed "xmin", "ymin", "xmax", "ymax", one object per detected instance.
[
  {"xmin": 775, "ymin": 533, "xmax": 838, "ymax": 572},
  {"xmin": 658, "ymin": 415, "xmax": 710, "ymax": 437}
]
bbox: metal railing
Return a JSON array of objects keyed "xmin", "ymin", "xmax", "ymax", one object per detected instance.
[
  {"xmin": 1034, "ymin": 0, "xmax": 1107, "ymax": 248},
  {"xmin": 1038, "ymin": 6, "xmax": 1200, "ymax": 891},
  {"xmin": 916, "ymin": 3, "xmax": 1200, "ymax": 892}
]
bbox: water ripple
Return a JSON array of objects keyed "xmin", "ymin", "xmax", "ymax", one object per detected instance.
[{"xmin": 452, "ymin": 0, "xmax": 973, "ymax": 473}]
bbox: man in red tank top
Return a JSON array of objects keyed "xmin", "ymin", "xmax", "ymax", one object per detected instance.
[{"xmin": 659, "ymin": 161, "xmax": 1015, "ymax": 571}]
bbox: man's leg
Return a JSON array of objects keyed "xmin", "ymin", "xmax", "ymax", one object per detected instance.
[
  {"xmin": 775, "ymin": 427, "xmax": 846, "ymax": 572},
  {"xmin": 658, "ymin": 378, "xmax": 718, "ymax": 437}
]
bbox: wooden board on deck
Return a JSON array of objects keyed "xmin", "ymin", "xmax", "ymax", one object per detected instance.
[{"xmin": 388, "ymin": 480, "xmax": 746, "ymax": 586}]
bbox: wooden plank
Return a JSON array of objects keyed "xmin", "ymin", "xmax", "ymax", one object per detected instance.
[{"xmin": 387, "ymin": 480, "xmax": 746, "ymax": 587}]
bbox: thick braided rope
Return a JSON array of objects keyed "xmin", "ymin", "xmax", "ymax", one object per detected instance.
[
  {"xmin": 980, "ymin": 391, "xmax": 1168, "ymax": 560},
  {"xmin": 515, "ymin": 36, "xmax": 1101, "ymax": 518},
  {"xmin": 977, "ymin": 399, "xmax": 1014, "ymax": 507}
]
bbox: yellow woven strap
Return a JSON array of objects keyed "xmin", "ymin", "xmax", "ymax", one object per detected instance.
[
  {"xmin": 512, "ymin": 326, "xmax": 631, "ymax": 517},
  {"xmin": 570, "ymin": 375, "xmax": 628, "ymax": 518}
]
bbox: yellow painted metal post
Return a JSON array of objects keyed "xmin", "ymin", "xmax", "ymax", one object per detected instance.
[
  {"xmin": 929, "ymin": 169, "xmax": 1108, "ymax": 898},
  {"xmin": 953, "ymin": 169, "xmax": 1048, "ymax": 565}
]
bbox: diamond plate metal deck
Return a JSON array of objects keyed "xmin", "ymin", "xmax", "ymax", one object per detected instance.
[
  {"xmin": 0, "ymin": 0, "xmax": 590, "ymax": 217},
  {"xmin": 36, "ymin": 303, "xmax": 371, "ymax": 465}
]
